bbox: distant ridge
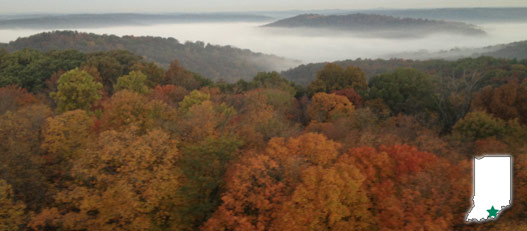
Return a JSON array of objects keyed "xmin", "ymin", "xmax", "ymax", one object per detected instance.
[
  {"xmin": 2, "ymin": 31, "xmax": 298, "ymax": 81},
  {"xmin": 356, "ymin": 7, "xmax": 527, "ymax": 23},
  {"xmin": 480, "ymin": 40, "xmax": 527, "ymax": 59},
  {"xmin": 263, "ymin": 13, "xmax": 486, "ymax": 38},
  {"xmin": 281, "ymin": 38, "xmax": 527, "ymax": 86},
  {"xmin": 390, "ymin": 40, "xmax": 527, "ymax": 60},
  {"xmin": 0, "ymin": 13, "xmax": 273, "ymax": 29}
]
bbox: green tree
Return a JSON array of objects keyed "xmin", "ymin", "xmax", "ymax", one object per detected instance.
[
  {"xmin": 50, "ymin": 68, "xmax": 102, "ymax": 113},
  {"xmin": 114, "ymin": 71, "xmax": 150, "ymax": 94},
  {"xmin": 0, "ymin": 49, "xmax": 86, "ymax": 93},
  {"xmin": 368, "ymin": 68, "xmax": 436, "ymax": 116},
  {"xmin": 166, "ymin": 60, "xmax": 212, "ymax": 91},
  {"xmin": 83, "ymin": 50, "xmax": 142, "ymax": 93},
  {"xmin": 178, "ymin": 90, "xmax": 210, "ymax": 113},
  {"xmin": 452, "ymin": 111, "xmax": 514, "ymax": 141},
  {"xmin": 131, "ymin": 62, "xmax": 166, "ymax": 88},
  {"xmin": 308, "ymin": 63, "xmax": 368, "ymax": 95},
  {"xmin": 248, "ymin": 72, "xmax": 296, "ymax": 95},
  {"xmin": 175, "ymin": 136, "xmax": 243, "ymax": 230}
]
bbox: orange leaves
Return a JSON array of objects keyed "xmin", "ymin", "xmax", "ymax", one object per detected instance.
[
  {"xmin": 380, "ymin": 145, "xmax": 439, "ymax": 175},
  {"xmin": 339, "ymin": 146, "xmax": 393, "ymax": 180},
  {"xmin": 204, "ymin": 133, "xmax": 344, "ymax": 231},
  {"xmin": 307, "ymin": 92, "xmax": 354, "ymax": 123},
  {"xmin": 0, "ymin": 85, "xmax": 38, "ymax": 114},
  {"xmin": 203, "ymin": 154, "xmax": 286, "ymax": 231},
  {"xmin": 150, "ymin": 84, "xmax": 189, "ymax": 107},
  {"xmin": 266, "ymin": 133, "xmax": 341, "ymax": 167},
  {"xmin": 472, "ymin": 80, "xmax": 527, "ymax": 123},
  {"xmin": 340, "ymin": 144, "xmax": 465, "ymax": 230}
]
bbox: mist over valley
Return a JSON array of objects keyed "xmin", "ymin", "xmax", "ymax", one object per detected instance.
[{"xmin": 1, "ymin": 8, "xmax": 527, "ymax": 74}]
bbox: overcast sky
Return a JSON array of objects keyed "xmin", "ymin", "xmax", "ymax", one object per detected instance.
[{"xmin": 1, "ymin": 0, "xmax": 526, "ymax": 14}]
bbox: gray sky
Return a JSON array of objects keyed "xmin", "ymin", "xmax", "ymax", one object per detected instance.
[{"xmin": 1, "ymin": 0, "xmax": 526, "ymax": 13}]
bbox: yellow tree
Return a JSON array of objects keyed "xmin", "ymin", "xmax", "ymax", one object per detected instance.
[
  {"xmin": 178, "ymin": 90, "xmax": 210, "ymax": 113},
  {"xmin": 113, "ymin": 71, "xmax": 150, "ymax": 94},
  {"xmin": 0, "ymin": 180, "xmax": 26, "ymax": 231},
  {"xmin": 273, "ymin": 164, "xmax": 373, "ymax": 231},
  {"xmin": 30, "ymin": 127, "xmax": 182, "ymax": 231},
  {"xmin": 40, "ymin": 110, "xmax": 94, "ymax": 188},
  {"xmin": 99, "ymin": 90, "xmax": 177, "ymax": 133},
  {"xmin": 307, "ymin": 92, "xmax": 354, "ymax": 123}
]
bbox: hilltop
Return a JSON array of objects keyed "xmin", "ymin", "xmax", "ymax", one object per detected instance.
[
  {"xmin": 263, "ymin": 13, "xmax": 486, "ymax": 38},
  {"xmin": 1, "ymin": 31, "xmax": 298, "ymax": 81}
]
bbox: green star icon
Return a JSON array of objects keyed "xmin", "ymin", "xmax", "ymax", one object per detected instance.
[{"xmin": 487, "ymin": 206, "xmax": 499, "ymax": 218}]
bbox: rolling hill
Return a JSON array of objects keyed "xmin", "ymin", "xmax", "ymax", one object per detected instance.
[
  {"xmin": 390, "ymin": 40, "xmax": 527, "ymax": 60},
  {"xmin": 1, "ymin": 31, "xmax": 299, "ymax": 82},
  {"xmin": 263, "ymin": 13, "xmax": 486, "ymax": 38},
  {"xmin": 281, "ymin": 55, "xmax": 527, "ymax": 86}
]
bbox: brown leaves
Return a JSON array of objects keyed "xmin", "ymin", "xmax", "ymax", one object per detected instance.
[
  {"xmin": 472, "ymin": 80, "xmax": 527, "ymax": 124},
  {"xmin": 0, "ymin": 85, "xmax": 38, "ymax": 115}
]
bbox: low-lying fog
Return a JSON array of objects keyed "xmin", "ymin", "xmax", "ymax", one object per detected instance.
[{"xmin": 1, "ymin": 21, "xmax": 527, "ymax": 65}]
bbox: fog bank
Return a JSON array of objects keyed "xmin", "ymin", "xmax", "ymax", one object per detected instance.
[{"xmin": 1, "ymin": 21, "xmax": 527, "ymax": 65}]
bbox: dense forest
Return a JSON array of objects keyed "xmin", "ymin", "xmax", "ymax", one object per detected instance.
[
  {"xmin": 1, "ymin": 44, "xmax": 527, "ymax": 230},
  {"xmin": 263, "ymin": 13, "xmax": 485, "ymax": 37},
  {"xmin": 282, "ymin": 57, "xmax": 527, "ymax": 85},
  {"xmin": 0, "ymin": 31, "xmax": 297, "ymax": 82}
]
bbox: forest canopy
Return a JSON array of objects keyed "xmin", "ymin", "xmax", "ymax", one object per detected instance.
[{"xmin": 1, "ymin": 45, "xmax": 527, "ymax": 231}]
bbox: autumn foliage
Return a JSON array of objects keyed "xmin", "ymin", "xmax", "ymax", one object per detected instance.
[{"xmin": 0, "ymin": 49, "xmax": 526, "ymax": 231}]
